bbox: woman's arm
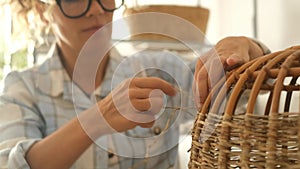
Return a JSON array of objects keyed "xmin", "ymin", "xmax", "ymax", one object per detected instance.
[
  {"xmin": 26, "ymin": 77, "xmax": 176, "ymax": 169},
  {"xmin": 26, "ymin": 116, "xmax": 93, "ymax": 169}
]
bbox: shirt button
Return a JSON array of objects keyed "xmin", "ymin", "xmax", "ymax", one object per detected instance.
[
  {"xmin": 108, "ymin": 152, "xmax": 114, "ymax": 158},
  {"xmin": 153, "ymin": 126, "xmax": 162, "ymax": 135}
]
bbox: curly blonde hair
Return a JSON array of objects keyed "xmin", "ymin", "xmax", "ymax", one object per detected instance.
[{"xmin": 5, "ymin": 0, "xmax": 54, "ymax": 46}]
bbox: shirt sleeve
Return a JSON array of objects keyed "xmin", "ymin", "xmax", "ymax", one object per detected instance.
[
  {"xmin": 250, "ymin": 38, "xmax": 271, "ymax": 55},
  {"xmin": 1, "ymin": 139, "xmax": 40, "ymax": 169},
  {"xmin": 0, "ymin": 71, "xmax": 45, "ymax": 169}
]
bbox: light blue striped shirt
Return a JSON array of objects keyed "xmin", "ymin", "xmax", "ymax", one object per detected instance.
[{"xmin": 0, "ymin": 45, "xmax": 196, "ymax": 169}]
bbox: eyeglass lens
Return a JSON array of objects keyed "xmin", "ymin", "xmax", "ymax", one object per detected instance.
[{"xmin": 60, "ymin": 0, "xmax": 123, "ymax": 17}]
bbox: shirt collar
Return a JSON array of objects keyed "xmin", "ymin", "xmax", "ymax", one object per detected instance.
[{"xmin": 35, "ymin": 44, "xmax": 124, "ymax": 104}]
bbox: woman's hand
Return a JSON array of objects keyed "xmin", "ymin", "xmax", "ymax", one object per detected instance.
[
  {"xmin": 98, "ymin": 77, "xmax": 176, "ymax": 133},
  {"xmin": 193, "ymin": 36, "xmax": 264, "ymax": 109}
]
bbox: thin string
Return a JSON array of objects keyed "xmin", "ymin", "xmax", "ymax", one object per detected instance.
[{"xmin": 165, "ymin": 106, "xmax": 196, "ymax": 117}]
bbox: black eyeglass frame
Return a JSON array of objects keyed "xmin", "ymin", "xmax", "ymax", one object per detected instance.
[{"xmin": 55, "ymin": 0, "xmax": 124, "ymax": 19}]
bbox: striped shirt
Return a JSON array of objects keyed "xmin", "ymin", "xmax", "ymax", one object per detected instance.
[{"xmin": 0, "ymin": 45, "xmax": 196, "ymax": 169}]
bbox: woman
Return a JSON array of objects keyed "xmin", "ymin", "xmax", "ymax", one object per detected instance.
[{"xmin": 0, "ymin": 0, "xmax": 266, "ymax": 168}]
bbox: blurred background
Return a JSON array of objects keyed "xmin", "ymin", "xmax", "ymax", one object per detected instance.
[
  {"xmin": 0, "ymin": 0, "xmax": 300, "ymax": 168},
  {"xmin": 1, "ymin": 0, "xmax": 300, "ymax": 79}
]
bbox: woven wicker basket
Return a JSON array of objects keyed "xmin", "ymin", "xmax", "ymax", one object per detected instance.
[
  {"xmin": 123, "ymin": 5, "xmax": 209, "ymax": 42},
  {"xmin": 189, "ymin": 46, "xmax": 300, "ymax": 169}
]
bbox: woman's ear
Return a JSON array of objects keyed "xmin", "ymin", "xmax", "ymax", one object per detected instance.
[{"xmin": 35, "ymin": 2, "xmax": 49, "ymax": 24}]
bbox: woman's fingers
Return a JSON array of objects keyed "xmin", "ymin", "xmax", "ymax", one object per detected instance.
[
  {"xmin": 110, "ymin": 77, "xmax": 175, "ymax": 129},
  {"xmin": 193, "ymin": 49, "xmax": 225, "ymax": 108},
  {"xmin": 131, "ymin": 90, "xmax": 164, "ymax": 113},
  {"xmin": 130, "ymin": 77, "xmax": 176, "ymax": 96},
  {"xmin": 193, "ymin": 36, "xmax": 262, "ymax": 109},
  {"xmin": 195, "ymin": 62, "xmax": 208, "ymax": 105},
  {"xmin": 129, "ymin": 88, "xmax": 163, "ymax": 99},
  {"xmin": 193, "ymin": 51, "xmax": 209, "ymax": 109},
  {"xmin": 99, "ymin": 77, "xmax": 177, "ymax": 132},
  {"xmin": 138, "ymin": 121, "xmax": 155, "ymax": 128}
]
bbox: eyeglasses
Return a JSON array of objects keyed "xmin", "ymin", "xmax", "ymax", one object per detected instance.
[{"xmin": 55, "ymin": 0, "xmax": 124, "ymax": 19}]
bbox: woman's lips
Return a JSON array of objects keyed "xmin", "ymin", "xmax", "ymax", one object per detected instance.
[{"xmin": 82, "ymin": 25, "xmax": 103, "ymax": 34}]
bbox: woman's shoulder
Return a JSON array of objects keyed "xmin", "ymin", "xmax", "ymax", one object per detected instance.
[{"xmin": 2, "ymin": 55, "xmax": 64, "ymax": 92}]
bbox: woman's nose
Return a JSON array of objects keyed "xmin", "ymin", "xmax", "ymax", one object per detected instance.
[{"xmin": 85, "ymin": 0, "xmax": 105, "ymax": 17}]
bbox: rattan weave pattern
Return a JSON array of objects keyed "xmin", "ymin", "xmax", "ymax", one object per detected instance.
[{"xmin": 189, "ymin": 46, "xmax": 300, "ymax": 169}]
